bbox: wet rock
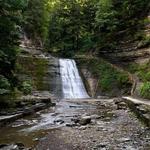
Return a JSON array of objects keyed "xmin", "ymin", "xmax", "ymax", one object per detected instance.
[
  {"xmin": 122, "ymin": 145, "xmax": 137, "ymax": 150},
  {"xmin": 0, "ymin": 144, "xmax": 19, "ymax": 150},
  {"xmin": 78, "ymin": 126, "xmax": 87, "ymax": 130},
  {"xmin": 118, "ymin": 137, "xmax": 131, "ymax": 142},
  {"xmin": 71, "ymin": 118, "xmax": 80, "ymax": 124},
  {"xmin": 79, "ymin": 116, "xmax": 91, "ymax": 126},
  {"xmin": 96, "ymin": 126, "xmax": 108, "ymax": 132},
  {"xmin": 143, "ymin": 114, "xmax": 150, "ymax": 120},
  {"xmin": 136, "ymin": 105, "xmax": 148, "ymax": 114},
  {"xmin": 0, "ymin": 144, "xmax": 7, "ymax": 149},
  {"xmin": 0, "ymin": 143, "xmax": 29, "ymax": 150},
  {"xmin": 40, "ymin": 98, "xmax": 52, "ymax": 104},
  {"xmin": 69, "ymin": 105, "xmax": 79, "ymax": 108},
  {"xmin": 16, "ymin": 143, "xmax": 25, "ymax": 150},
  {"xmin": 94, "ymin": 142, "xmax": 108, "ymax": 149},
  {"xmin": 0, "ymin": 111, "xmax": 8, "ymax": 116},
  {"xmin": 11, "ymin": 119, "xmax": 36, "ymax": 127},
  {"xmin": 0, "ymin": 114, "xmax": 23, "ymax": 127},
  {"xmin": 66, "ymin": 123, "xmax": 76, "ymax": 127},
  {"xmin": 90, "ymin": 114, "xmax": 101, "ymax": 119},
  {"xmin": 114, "ymin": 98, "xmax": 123, "ymax": 104},
  {"xmin": 114, "ymin": 98, "xmax": 127, "ymax": 110},
  {"xmin": 54, "ymin": 118, "xmax": 64, "ymax": 125},
  {"xmin": 33, "ymin": 138, "xmax": 39, "ymax": 142},
  {"xmin": 0, "ymin": 101, "xmax": 53, "ymax": 127},
  {"xmin": 117, "ymin": 102, "xmax": 127, "ymax": 110},
  {"xmin": 15, "ymin": 101, "xmax": 26, "ymax": 108},
  {"xmin": 71, "ymin": 116, "xmax": 91, "ymax": 125},
  {"xmin": 97, "ymin": 96, "xmax": 109, "ymax": 99}
]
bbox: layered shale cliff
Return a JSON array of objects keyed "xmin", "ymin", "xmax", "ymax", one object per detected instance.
[
  {"xmin": 17, "ymin": 47, "xmax": 62, "ymax": 98},
  {"xmin": 100, "ymin": 15, "xmax": 150, "ymax": 65}
]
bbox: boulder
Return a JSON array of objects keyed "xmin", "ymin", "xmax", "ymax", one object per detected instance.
[
  {"xmin": 54, "ymin": 118, "xmax": 64, "ymax": 125},
  {"xmin": 117, "ymin": 102, "xmax": 127, "ymax": 110},
  {"xmin": 71, "ymin": 118, "xmax": 80, "ymax": 124},
  {"xmin": 79, "ymin": 116, "xmax": 91, "ymax": 126},
  {"xmin": 66, "ymin": 123, "xmax": 76, "ymax": 127}
]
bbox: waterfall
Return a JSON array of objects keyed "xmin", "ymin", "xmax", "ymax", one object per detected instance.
[{"xmin": 59, "ymin": 59, "xmax": 90, "ymax": 99}]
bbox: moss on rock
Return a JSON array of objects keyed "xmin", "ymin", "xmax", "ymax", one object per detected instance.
[
  {"xmin": 77, "ymin": 57, "xmax": 132, "ymax": 97},
  {"xmin": 16, "ymin": 55, "xmax": 49, "ymax": 91}
]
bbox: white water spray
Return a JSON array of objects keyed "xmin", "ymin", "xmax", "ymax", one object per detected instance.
[{"xmin": 59, "ymin": 59, "xmax": 89, "ymax": 99}]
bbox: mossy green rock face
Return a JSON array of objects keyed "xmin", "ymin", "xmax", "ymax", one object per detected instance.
[
  {"xmin": 77, "ymin": 58, "xmax": 132, "ymax": 97},
  {"xmin": 16, "ymin": 55, "xmax": 62, "ymax": 98}
]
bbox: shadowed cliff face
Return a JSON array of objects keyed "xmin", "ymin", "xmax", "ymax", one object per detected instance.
[
  {"xmin": 76, "ymin": 58, "xmax": 132, "ymax": 98},
  {"xmin": 17, "ymin": 53, "xmax": 90, "ymax": 99},
  {"xmin": 17, "ymin": 54, "xmax": 62, "ymax": 98}
]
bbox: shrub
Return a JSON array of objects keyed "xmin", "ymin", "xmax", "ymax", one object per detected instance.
[
  {"xmin": 0, "ymin": 75, "xmax": 11, "ymax": 89},
  {"xmin": 140, "ymin": 82, "xmax": 150, "ymax": 99},
  {"xmin": 21, "ymin": 81, "xmax": 32, "ymax": 95},
  {"xmin": 138, "ymin": 36, "xmax": 150, "ymax": 49},
  {"xmin": 145, "ymin": 71, "xmax": 150, "ymax": 81},
  {"xmin": 0, "ymin": 75, "xmax": 11, "ymax": 95},
  {"xmin": 117, "ymin": 73, "xmax": 130, "ymax": 88},
  {"xmin": 100, "ymin": 74, "xmax": 115, "ymax": 91},
  {"xmin": 79, "ymin": 58, "xmax": 131, "ymax": 95}
]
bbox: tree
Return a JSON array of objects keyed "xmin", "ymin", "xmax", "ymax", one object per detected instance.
[
  {"xmin": 0, "ymin": 0, "xmax": 27, "ymax": 93},
  {"xmin": 95, "ymin": 0, "xmax": 150, "ymax": 54},
  {"xmin": 47, "ymin": 0, "xmax": 98, "ymax": 56},
  {"xmin": 24, "ymin": 0, "xmax": 49, "ymax": 46}
]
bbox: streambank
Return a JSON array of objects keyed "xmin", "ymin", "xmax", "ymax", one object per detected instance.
[
  {"xmin": 36, "ymin": 98, "xmax": 150, "ymax": 150},
  {"xmin": 123, "ymin": 96, "xmax": 150, "ymax": 127},
  {"xmin": 0, "ymin": 97, "xmax": 149, "ymax": 150},
  {"xmin": 0, "ymin": 91, "xmax": 55, "ymax": 127},
  {"xmin": 0, "ymin": 49, "xmax": 149, "ymax": 149},
  {"xmin": 0, "ymin": 48, "xmax": 60, "ymax": 126}
]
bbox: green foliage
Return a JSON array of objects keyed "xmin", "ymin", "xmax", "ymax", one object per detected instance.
[
  {"xmin": 145, "ymin": 71, "xmax": 150, "ymax": 81},
  {"xmin": 128, "ymin": 61, "xmax": 150, "ymax": 82},
  {"xmin": 140, "ymin": 82, "xmax": 150, "ymax": 99},
  {"xmin": 0, "ymin": 0, "xmax": 149, "ymax": 101},
  {"xmin": 0, "ymin": 0, "xmax": 27, "ymax": 90},
  {"xmin": 46, "ymin": 0, "xmax": 149, "ymax": 56},
  {"xmin": 40, "ymin": 0, "xmax": 150, "ymax": 57},
  {"xmin": 0, "ymin": 75, "xmax": 11, "ymax": 90},
  {"xmin": 17, "ymin": 56, "xmax": 49, "ymax": 90},
  {"xmin": 97, "ymin": 61, "xmax": 130, "ymax": 92},
  {"xmin": 96, "ymin": 0, "xmax": 118, "ymax": 32},
  {"xmin": 0, "ymin": 75, "xmax": 11, "ymax": 95},
  {"xmin": 95, "ymin": 0, "xmax": 150, "ymax": 53},
  {"xmin": 138, "ymin": 36, "xmax": 150, "ymax": 49},
  {"xmin": 79, "ymin": 58, "xmax": 131, "ymax": 95},
  {"xmin": 47, "ymin": 0, "xmax": 97, "ymax": 56},
  {"xmin": 21, "ymin": 81, "xmax": 32, "ymax": 95},
  {"xmin": 0, "ymin": 0, "xmax": 28, "ymax": 108},
  {"xmin": 0, "ymin": 90, "xmax": 18, "ymax": 109},
  {"xmin": 24, "ymin": 0, "xmax": 50, "ymax": 45},
  {"xmin": 127, "ymin": 62, "xmax": 150, "ymax": 99}
]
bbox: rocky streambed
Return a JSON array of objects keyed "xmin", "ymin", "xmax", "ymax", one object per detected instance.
[{"xmin": 0, "ymin": 97, "xmax": 149, "ymax": 150}]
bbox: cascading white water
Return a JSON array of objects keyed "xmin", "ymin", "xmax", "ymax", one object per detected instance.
[{"xmin": 59, "ymin": 59, "xmax": 90, "ymax": 99}]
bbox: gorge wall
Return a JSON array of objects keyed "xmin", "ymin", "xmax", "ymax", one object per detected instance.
[
  {"xmin": 100, "ymin": 15, "xmax": 150, "ymax": 66},
  {"xmin": 17, "ymin": 49, "xmax": 62, "ymax": 98},
  {"xmin": 17, "ymin": 49, "xmax": 90, "ymax": 99}
]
